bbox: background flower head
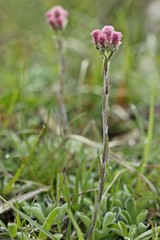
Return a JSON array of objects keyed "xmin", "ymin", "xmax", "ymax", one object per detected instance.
[{"xmin": 46, "ymin": 6, "xmax": 68, "ymax": 30}]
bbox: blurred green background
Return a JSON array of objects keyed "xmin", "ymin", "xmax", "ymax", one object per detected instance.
[
  {"xmin": 0, "ymin": 0, "xmax": 160, "ymax": 182},
  {"xmin": 1, "ymin": 3, "xmax": 160, "ymax": 238},
  {"xmin": 1, "ymin": 0, "xmax": 160, "ymax": 107}
]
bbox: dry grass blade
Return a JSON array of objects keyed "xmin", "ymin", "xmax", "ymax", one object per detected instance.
[
  {"xmin": 68, "ymin": 134, "xmax": 123, "ymax": 149},
  {"xmin": 68, "ymin": 134, "xmax": 157, "ymax": 192},
  {"xmin": 110, "ymin": 152, "xmax": 157, "ymax": 193},
  {"xmin": 0, "ymin": 186, "xmax": 50, "ymax": 214}
]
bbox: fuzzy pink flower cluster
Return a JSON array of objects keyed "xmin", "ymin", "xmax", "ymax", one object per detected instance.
[
  {"xmin": 46, "ymin": 6, "xmax": 68, "ymax": 30},
  {"xmin": 91, "ymin": 25, "xmax": 122, "ymax": 52}
]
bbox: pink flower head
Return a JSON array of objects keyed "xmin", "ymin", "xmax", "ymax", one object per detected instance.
[
  {"xmin": 101, "ymin": 25, "xmax": 114, "ymax": 42},
  {"xmin": 91, "ymin": 25, "xmax": 122, "ymax": 53},
  {"xmin": 91, "ymin": 30, "xmax": 107, "ymax": 49},
  {"xmin": 91, "ymin": 29, "xmax": 101, "ymax": 45},
  {"xmin": 46, "ymin": 6, "xmax": 68, "ymax": 30},
  {"xmin": 110, "ymin": 31, "xmax": 123, "ymax": 50},
  {"xmin": 98, "ymin": 33, "xmax": 107, "ymax": 47}
]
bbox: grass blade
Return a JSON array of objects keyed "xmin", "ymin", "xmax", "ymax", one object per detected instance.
[
  {"xmin": 3, "ymin": 125, "xmax": 46, "ymax": 195},
  {"xmin": 66, "ymin": 208, "xmax": 84, "ymax": 240},
  {"xmin": 141, "ymin": 86, "xmax": 155, "ymax": 172}
]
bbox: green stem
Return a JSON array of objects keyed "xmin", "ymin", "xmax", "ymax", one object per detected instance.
[
  {"xmin": 86, "ymin": 57, "xmax": 110, "ymax": 239},
  {"xmin": 100, "ymin": 58, "xmax": 110, "ymax": 200}
]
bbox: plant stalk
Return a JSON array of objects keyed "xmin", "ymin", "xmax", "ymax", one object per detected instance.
[
  {"xmin": 86, "ymin": 57, "xmax": 110, "ymax": 239},
  {"xmin": 56, "ymin": 36, "xmax": 68, "ymax": 132},
  {"xmin": 100, "ymin": 57, "xmax": 110, "ymax": 200}
]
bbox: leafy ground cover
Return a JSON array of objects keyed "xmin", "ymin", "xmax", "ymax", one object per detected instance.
[{"xmin": 0, "ymin": 0, "xmax": 160, "ymax": 239}]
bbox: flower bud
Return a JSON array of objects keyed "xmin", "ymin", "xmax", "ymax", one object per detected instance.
[
  {"xmin": 101, "ymin": 25, "xmax": 114, "ymax": 42},
  {"xmin": 91, "ymin": 29, "xmax": 101, "ymax": 48},
  {"xmin": 110, "ymin": 31, "xmax": 123, "ymax": 51}
]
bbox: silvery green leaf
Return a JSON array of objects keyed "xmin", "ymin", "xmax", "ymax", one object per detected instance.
[
  {"xmin": 121, "ymin": 210, "xmax": 132, "ymax": 224},
  {"xmin": 109, "ymin": 223, "xmax": 122, "ymax": 236},
  {"xmin": 128, "ymin": 225, "xmax": 137, "ymax": 239},
  {"xmin": 102, "ymin": 212, "xmax": 115, "ymax": 230},
  {"xmin": 76, "ymin": 211, "xmax": 91, "ymax": 228},
  {"xmin": 52, "ymin": 233, "xmax": 63, "ymax": 240},
  {"xmin": 137, "ymin": 222, "xmax": 148, "ymax": 235},
  {"xmin": 125, "ymin": 199, "xmax": 137, "ymax": 224},
  {"xmin": 31, "ymin": 206, "xmax": 45, "ymax": 223},
  {"xmin": 137, "ymin": 209, "xmax": 148, "ymax": 224},
  {"xmin": 118, "ymin": 221, "xmax": 128, "ymax": 236},
  {"xmin": 17, "ymin": 232, "xmax": 30, "ymax": 240},
  {"xmin": 8, "ymin": 223, "xmax": 17, "ymax": 238}
]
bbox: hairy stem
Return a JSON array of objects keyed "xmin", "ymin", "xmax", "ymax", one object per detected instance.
[
  {"xmin": 86, "ymin": 58, "xmax": 110, "ymax": 239},
  {"xmin": 100, "ymin": 58, "xmax": 110, "ymax": 200},
  {"xmin": 56, "ymin": 36, "xmax": 68, "ymax": 131}
]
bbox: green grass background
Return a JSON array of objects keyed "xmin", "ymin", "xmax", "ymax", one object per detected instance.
[{"xmin": 0, "ymin": 0, "xmax": 160, "ymax": 238}]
